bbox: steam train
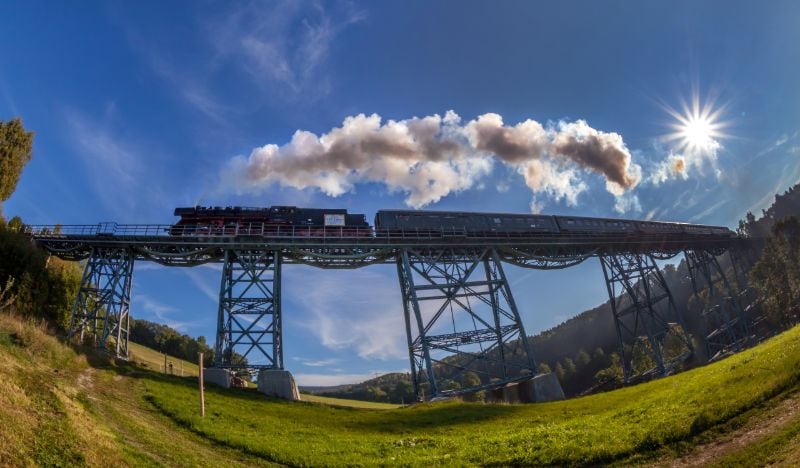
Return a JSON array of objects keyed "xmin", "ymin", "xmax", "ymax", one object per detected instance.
[
  {"xmin": 170, "ymin": 206, "xmax": 370, "ymax": 236},
  {"xmin": 170, "ymin": 206, "xmax": 736, "ymax": 239}
]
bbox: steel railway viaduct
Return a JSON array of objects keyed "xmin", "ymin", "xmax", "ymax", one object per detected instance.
[{"xmin": 26, "ymin": 219, "xmax": 755, "ymax": 400}]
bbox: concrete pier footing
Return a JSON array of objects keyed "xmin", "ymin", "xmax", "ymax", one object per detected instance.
[
  {"xmin": 204, "ymin": 368, "xmax": 232, "ymax": 388},
  {"xmin": 489, "ymin": 373, "xmax": 565, "ymax": 403},
  {"xmin": 257, "ymin": 369, "xmax": 301, "ymax": 401}
]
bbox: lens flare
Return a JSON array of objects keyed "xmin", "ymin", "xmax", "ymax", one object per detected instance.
[{"xmin": 662, "ymin": 90, "xmax": 728, "ymax": 155}]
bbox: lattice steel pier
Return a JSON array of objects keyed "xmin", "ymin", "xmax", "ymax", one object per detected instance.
[
  {"xmin": 600, "ymin": 253, "xmax": 693, "ymax": 383},
  {"xmin": 68, "ymin": 248, "xmax": 134, "ymax": 357},
  {"xmin": 215, "ymin": 250, "xmax": 283, "ymax": 370},
  {"xmin": 396, "ymin": 247, "xmax": 536, "ymax": 398}
]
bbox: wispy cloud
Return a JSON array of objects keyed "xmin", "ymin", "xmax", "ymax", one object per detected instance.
[
  {"xmin": 688, "ymin": 198, "xmax": 729, "ymax": 223},
  {"xmin": 292, "ymin": 357, "xmax": 341, "ymax": 368},
  {"xmin": 123, "ymin": 1, "xmax": 365, "ymax": 121},
  {"xmin": 64, "ymin": 108, "xmax": 142, "ymax": 215},
  {"xmin": 285, "ymin": 267, "xmax": 407, "ymax": 360},
  {"xmin": 181, "ymin": 267, "xmax": 221, "ymax": 303},
  {"xmin": 133, "ymin": 293, "xmax": 200, "ymax": 332},
  {"xmin": 209, "ymin": 1, "xmax": 366, "ymax": 100}
]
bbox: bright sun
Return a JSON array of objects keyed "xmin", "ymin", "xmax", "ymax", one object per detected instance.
[
  {"xmin": 681, "ymin": 115, "xmax": 715, "ymax": 151},
  {"xmin": 663, "ymin": 91, "xmax": 727, "ymax": 155}
]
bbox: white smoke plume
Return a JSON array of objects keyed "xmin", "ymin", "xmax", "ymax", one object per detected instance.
[
  {"xmin": 649, "ymin": 142, "xmax": 722, "ymax": 186},
  {"xmin": 222, "ymin": 110, "xmax": 643, "ymax": 210}
]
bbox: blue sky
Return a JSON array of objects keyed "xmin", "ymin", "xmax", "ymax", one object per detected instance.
[{"xmin": 2, "ymin": 1, "xmax": 799, "ymax": 385}]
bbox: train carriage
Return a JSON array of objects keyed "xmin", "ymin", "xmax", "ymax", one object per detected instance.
[
  {"xmin": 374, "ymin": 210, "xmax": 559, "ymax": 237},
  {"xmin": 554, "ymin": 216, "xmax": 636, "ymax": 235}
]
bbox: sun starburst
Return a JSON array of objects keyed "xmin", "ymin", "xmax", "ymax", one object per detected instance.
[{"xmin": 662, "ymin": 90, "xmax": 729, "ymax": 155}]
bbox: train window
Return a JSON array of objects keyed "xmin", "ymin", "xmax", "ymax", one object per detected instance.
[
  {"xmin": 567, "ymin": 220, "xmax": 575, "ymax": 225},
  {"xmin": 493, "ymin": 218, "xmax": 501, "ymax": 223}
]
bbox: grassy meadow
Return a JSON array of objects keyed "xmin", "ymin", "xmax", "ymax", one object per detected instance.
[
  {"xmin": 1, "ymin": 309, "xmax": 800, "ymax": 466},
  {"xmin": 144, "ymin": 325, "xmax": 800, "ymax": 466}
]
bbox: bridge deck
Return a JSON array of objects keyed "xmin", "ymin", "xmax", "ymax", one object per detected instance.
[{"xmin": 25, "ymin": 224, "xmax": 747, "ymax": 268}]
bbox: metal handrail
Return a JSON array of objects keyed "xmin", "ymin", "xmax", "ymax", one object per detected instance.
[{"xmin": 19, "ymin": 222, "xmax": 744, "ymax": 243}]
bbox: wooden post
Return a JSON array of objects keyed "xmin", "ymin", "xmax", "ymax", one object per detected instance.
[
  {"xmin": 164, "ymin": 353, "xmax": 168, "ymax": 374},
  {"xmin": 198, "ymin": 352, "xmax": 205, "ymax": 417}
]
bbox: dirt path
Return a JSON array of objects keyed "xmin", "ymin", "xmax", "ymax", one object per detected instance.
[{"xmin": 666, "ymin": 391, "xmax": 800, "ymax": 466}]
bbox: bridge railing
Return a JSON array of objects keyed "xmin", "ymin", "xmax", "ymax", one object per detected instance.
[
  {"xmin": 20, "ymin": 222, "xmax": 740, "ymax": 243},
  {"xmin": 21, "ymin": 223, "xmax": 462, "ymax": 239}
]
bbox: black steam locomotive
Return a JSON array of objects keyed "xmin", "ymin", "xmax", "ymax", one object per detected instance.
[
  {"xmin": 170, "ymin": 206, "xmax": 370, "ymax": 236},
  {"xmin": 170, "ymin": 206, "xmax": 735, "ymax": 239}
]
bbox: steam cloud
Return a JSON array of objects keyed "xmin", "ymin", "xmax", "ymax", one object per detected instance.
[{"xmin": 223, "ymin": 110, "xmax": 643, "ymax": 211}]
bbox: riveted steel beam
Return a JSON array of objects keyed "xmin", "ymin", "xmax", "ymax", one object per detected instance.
[
  {"xmin": 600, "ymin": 253, "xmax": 693, "ymax": 383},
  {"xmin": 684, "ymin": 249, "xmax": 751, "ymax": 359},
  {"xmin": 68, "ymin": 248, "xmax": 135, "ymax": 358},
  {"xmin": 396, "ymin": 247, "xmax": 536, "ymax": 400},
  {"xmin": 215, "ymin": 250, "xmax": 282, "ymax": 370}
]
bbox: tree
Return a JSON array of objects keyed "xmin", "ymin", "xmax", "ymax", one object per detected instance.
[
  {"xmin": 554, "ymin": 362, "xmax": 565, "ymax": 381},
  {"xmin": 595, "ymin": 352, "xmax": 623, "ymax": 384},
  {"xmin": 561, "ymin": 357, "xmax": 576, "ymax": 377},
  {"xmin": 0, "ymin": 118, "xmax": 34, "ymax": 204},
  {"xmin": 750, "ymin": 216, "xmax": 800, "ymax": 327},
  {"xmin": 461, "ymin": 371, "xmax": 481, "ymax": 388},
  {"xmin": 537, "ymin": 362, "xmax": 552, "ymax": 374},
  {"xmin": 575, "ymin": 349, "xmax": 591, "ymax": 368}
]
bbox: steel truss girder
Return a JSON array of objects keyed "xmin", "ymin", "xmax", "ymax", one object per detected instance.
[
  {"xmin": 684, "ymin": 249, "xmax": 750, "ymax": 358},
  {"xmin": 396, "ymin": 247, "xmax": 537, "ymax": 400},
  {"xmin": 282, "ymin": 247, "xmax": 396, "ymax": 269},
  {"xmin": 497, "ymin": 246, "xmax": 594, "ymax": 269},
  {"xmin": 600, "ymin": 253, "xmax": 693, "ymax": 383},
  {"xmin": 215, "ymin": 250, "xmax": 282, "ymax": 370},
  {"xmin": 68, "ymin": 248, "xmax": 134, "ymax": 358}
]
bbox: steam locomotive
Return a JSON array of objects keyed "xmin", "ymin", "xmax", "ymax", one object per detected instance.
[{"xmin": 170, "ymin": 206, "xmax": 370, "ymax": 236}]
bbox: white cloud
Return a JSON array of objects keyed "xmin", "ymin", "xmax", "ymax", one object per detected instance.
[
  {"xmin": 221, "ymin": 111, "xmax": 644, "ymax": 212},
  {"xmin": 285, "ymin": 267, "xmax": 408, "ymax": 360},
  {"xmin": 613, "ymin": 192, "xmax": 642, "ymax": 214},
  {"xmin": 292, "ymin": 357, "xmax": 341, "ymax": 367}
]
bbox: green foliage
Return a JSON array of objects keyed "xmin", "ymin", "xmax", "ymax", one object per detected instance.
[
  {"xmin": 0, "ymin": 224, "xmax": 82, "ymax": 329},
  {"xmin": 750, "ymin": 216, "xmax": 800, "ymax": 327},
  {"xmin": 575, "ymin": 349, "xmax": 591, "ymax": 368},
  {"xmin": 311, "ymin": 372, "xmax": 416, "ymax": 404},
  {"xmin": 0, "ymin": 118, "xmax": 33, "ymax": 203},
  {"xmin": 595, "ymin": 352, "xmax": 623, "ymax": 383},
  {"xmin": 130, "ymin": 319, "xmax": 216, "ymax": 367}
]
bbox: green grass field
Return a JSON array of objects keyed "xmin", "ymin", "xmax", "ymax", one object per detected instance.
[
  {"xmin": 1, "ymin": 310, "xmax": 800, "ymax": 466},
  {"xmin": 143, "ymin": 325, "xmax": 800, "ymax": 466},
  {"xmin": 299, "ymin": 392, "xmax": 400, "ymax": 409}
]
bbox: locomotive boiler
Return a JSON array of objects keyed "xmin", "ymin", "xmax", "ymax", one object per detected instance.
[{"xmin": 170, "ymin": 206, "xmax": 370, "ymax": 237}]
